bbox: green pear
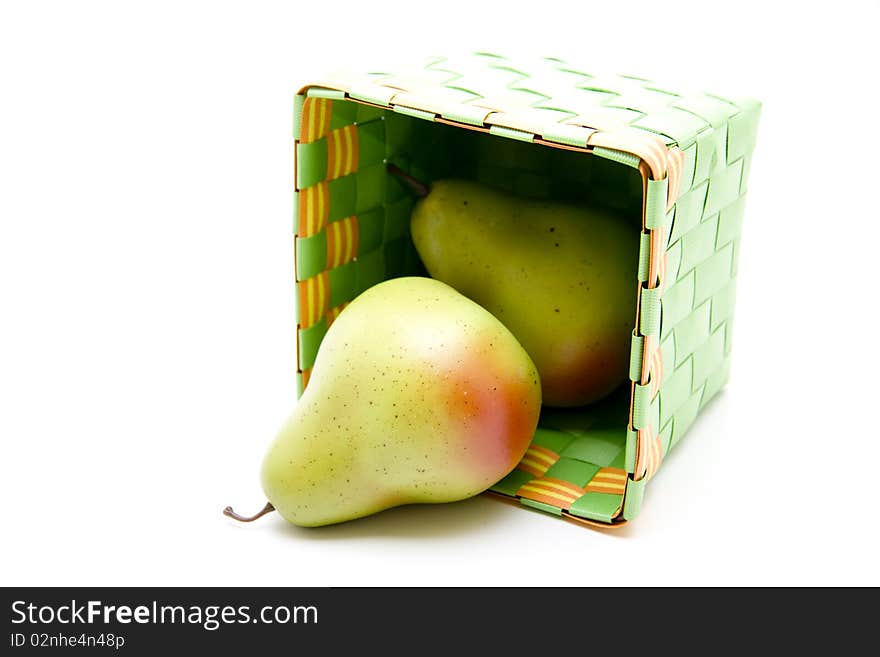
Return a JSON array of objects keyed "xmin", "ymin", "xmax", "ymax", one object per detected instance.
[
  {"xmin": 411, "ymin": 180, "xmax": 638, "ymax": 407},
  {"xmin": 254, "ymin": 277, "xmax": 541, "ymax": 527}
]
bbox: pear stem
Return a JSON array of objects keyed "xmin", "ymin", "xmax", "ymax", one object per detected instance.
[
  {"xmin": 387, "ymin": 163, "xmax": 430, "ymax": 198},
  {"xmin": 224, "ymin": 502, "xmax": 275, "ymax": 523}
]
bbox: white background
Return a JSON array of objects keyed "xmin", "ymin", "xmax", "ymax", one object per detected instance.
[{"xmin": 1, "ymin": 0, "xmax": 878, "ymax": 586}]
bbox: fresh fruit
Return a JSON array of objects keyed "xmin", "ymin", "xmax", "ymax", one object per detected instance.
[
  {"xmin": 410, "ymin": 178, "xmax": 638, "ymax": 407},
  {"xmin": 226, "ymin": 277, "xmax": 541, "ymax": 527}
]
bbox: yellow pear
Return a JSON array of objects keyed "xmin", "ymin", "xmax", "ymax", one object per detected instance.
[
  {"xmin": 411, "ymin": 180, "xmax": 638, "ymax": 406},
  {"xmin": 227, "ymin": 277, "xmax": 541, "ymax": 527}
]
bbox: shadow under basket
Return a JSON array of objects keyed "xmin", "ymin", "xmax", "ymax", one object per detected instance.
[{"xmin": 292, "ymin": 54, "xmax": 761, "ymax": 527}]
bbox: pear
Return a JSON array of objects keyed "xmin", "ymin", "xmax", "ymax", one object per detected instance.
[
  {"xmin": 410, "ymin": 180, "xmax": 638, "ymax": 407},
  {"xmin": 229, "ymin": 277, "xmax": 541, "ymax": 527}
]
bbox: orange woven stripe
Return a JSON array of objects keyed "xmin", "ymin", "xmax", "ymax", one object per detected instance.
[
  {"xmin": 643, "ymin": 137, "xmax": 669, "ymax": 178},
  {"xmin": 645, "ymin": 445, "xmax": 656, "ymax": 481},
  {"xmin": 585, "ymin": 483, "xmax": 625, "ymax": 495},
  {"xmin": 641, "ymin": 333, "xmax": 656, "ymax": 387},
  {"xmin": 317, "ymin": 272, "xmax": 328, "ymax": 327},
  {"xmin": 326, "ymin": 128, "xmax": 339, "ymax": 180},
  {"xmin": 300, "ymin": 368, "xmax": 312, "ymax": 389},
  {"xmin": 656, "ymin": 225, "xmax": 668, "ymax": 292},
  {"xmin": 650, "ymin": 343, "xmax": 664, "ymax": 399},
  {"xmin": 592, "ymin": 467, "xmax": 627, "ymax": 479},
  {"xmin": 300, "ymin": 98, "xmax": 315, "ymax": 143},
  {"xmin": 297, "ymin": 187, "xmax": 309, "ymax": 236},
  {"xmin": 588, "ymin": 129, "xmax": 669, "ymax": 181},
  {"xmin": 517, "ymin": 489, "xmax": 569, "ymax": 509},
  {"xmin": 325, "ymin": 216, "xmax": 359, "ymax": 269},
  {"xmin": 591, "ymin": 474, "xmax": 626, "ymax": 483},
  {"xmin": 590, "ymin": 468, "xmax": 627, "ymax": 483},
  {"xmin": 325, "ymin": 302, "xmax": 349, "ymax": 328},
  {"xmin": 297, "ymin": 182, "xmax": 329, "ymax": 238},
  {"xmin": 326, "ymin": 220, "xmax": 342, "ymax": 269},
  {"xmin": 517, "ymin": 462, "xmax": 547, "ymax": 478},
  {"xmin": 516, "ymin": 477, "xmax": 585, "ymax": 510},
  {"xmin": 530, "ymin": 477, "xmax": 586, "ymax": 498},
  {"xmin": 318, "ymin": 182, "xmax": 329, "ymax": 233},
  {"xmin": 318, "ymin": 99, "xmax": 331, "ymax": 140},
  {"xmin": 586, "ymin": 467, "xmax": 627, "ymax": 494},
  {"xmin": 299, "ymin": 98, "xmax": 332, "ymax": 144},
  {"xmin": 648, "ymin": 225, "xmax": 666, "ymax": 292},
  {"xmin": 341, "ymin": 125, "xmax": 359, "ymax": 176},
  {"xmin": 635, "ymin": 427, "xmax": 663, "ymax": 481},
  {"xmin": 515, "ymin": 445, "xmax": 559, "ymax": 477},
  {"xmin": 516, "ymin": 457, "xmax": 548, "ymax": 474},
  {"xmin": 297, "ymin": 272, "xmax": 329, "ymax": 329},
  {"xmin": 325, "ymin": 125, "xmax": 359, "ymax": 181},
  {"xmin": 665, "ymin": 147, "xmax": 685, "ymax": 210},
  {"xmin": 635, "ymin": 427, "xmax": 650, "ymax": 480},
  {"xmin": 526, "ymin": 445, "xmax": 560, "ymax": 465},
  {"xmin": 296, "ymin": 279, "xmax": 308, "ymax": 327},
  {"xmin": 587, "ymin": 477, "xmax": 626, "ymax": 486}
]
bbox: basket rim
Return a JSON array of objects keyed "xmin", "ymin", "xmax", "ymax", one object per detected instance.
[{"xmin": 299, "ymin": 76, "xmax": 686, "ymax": 197}]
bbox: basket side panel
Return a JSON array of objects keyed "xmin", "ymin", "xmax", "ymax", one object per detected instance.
[
  {"xmin": 294, "ymin": 94, "xmax": 423, "ymax": 395},
  {"xmin": 656, "ymin": 100, "xmax": 761, "ymax": 449}
]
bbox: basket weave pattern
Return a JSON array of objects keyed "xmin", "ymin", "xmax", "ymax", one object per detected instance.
[{"xmin": 293, "ymin": 53, "xmax": 761, "ymax": 525}]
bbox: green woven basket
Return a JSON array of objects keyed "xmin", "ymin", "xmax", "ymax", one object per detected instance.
[{"xmin": 292, "ymin": 53, "xmax": 761, "ymax": 527}]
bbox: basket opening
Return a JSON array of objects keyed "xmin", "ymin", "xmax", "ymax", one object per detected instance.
[
  {"xmin": 296, "ymin": 96, "xmax": 644, "ymax": 523},
  {"xmin": 385, "ymin": 113, "xmax": 643, "ymax": 216}
]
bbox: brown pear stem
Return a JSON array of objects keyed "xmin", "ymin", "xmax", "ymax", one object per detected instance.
[
  {"xmin": 387, "ymin": 163, "xmax": 430, "ymax": 198},
  {"xmin": 224, "ymin": 502, "xmax": 275, "ymax": 523}
]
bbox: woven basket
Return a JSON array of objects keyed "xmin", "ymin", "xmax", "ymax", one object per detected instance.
[{"xmin": 292, "ymin": 53, "xmax": 761, "ymax": 527}]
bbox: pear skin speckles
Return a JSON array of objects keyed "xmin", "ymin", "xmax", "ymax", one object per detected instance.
[{"xmin": 260, "ymin": 277, "xmax": 540, "ymax": 527}]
